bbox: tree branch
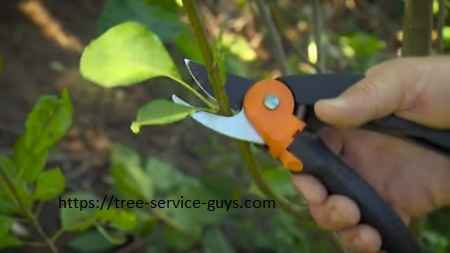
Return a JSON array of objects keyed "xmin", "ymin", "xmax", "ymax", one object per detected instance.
[
  {"xmin": 402, "ymin": 0, "xmax": 433, "ymax": 56},
  {"xmin": 254, "ymin": 0, "xmax": 290, "ymax": 75}
]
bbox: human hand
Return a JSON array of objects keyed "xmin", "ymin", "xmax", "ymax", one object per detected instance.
[{"xmin": 292, "ymin": 57, "xmax": 450, "ymax": 252}]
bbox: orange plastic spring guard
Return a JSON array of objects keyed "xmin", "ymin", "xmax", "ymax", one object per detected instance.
[{"xmin": 243, "ymin": 79, "xmax": 306, "ymax": 173}]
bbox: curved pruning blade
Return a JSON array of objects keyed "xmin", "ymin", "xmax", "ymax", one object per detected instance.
[{"xmin": 171, "ymin": 94, "xmax": 264, "ymax": 144}]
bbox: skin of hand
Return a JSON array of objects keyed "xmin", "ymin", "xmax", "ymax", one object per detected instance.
[{"xmin": 291, "ymin": 57, "xmax": 450, "ymax": 252}]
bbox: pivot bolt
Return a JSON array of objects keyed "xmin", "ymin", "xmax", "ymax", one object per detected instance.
[{"xmin": 264, "ymin": 95, "xmax": 280, "ymax": 110}]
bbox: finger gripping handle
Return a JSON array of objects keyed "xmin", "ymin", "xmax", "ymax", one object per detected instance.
[{"xmin": 289, "ymin": 133, "xmax": 422, "ymax": 253}]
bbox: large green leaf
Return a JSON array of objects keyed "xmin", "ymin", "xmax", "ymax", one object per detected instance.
[
  {"xmin": 131, "ymin": 99, "xmax": 195, "ymax": 134},
  {"xmin": 80, "ymin": 21, "xmax": 181, "ymax": 87},
  {"xmin": 14, "ymin": 90, "xmax": 72, "ymax": 182},
  {"xmin": 33, "ymin": 168, "xmax": 65, "ymax": 201},
  {"xmin": 111, "ymin": 145, "xmax": 153, "ymax": 200}
]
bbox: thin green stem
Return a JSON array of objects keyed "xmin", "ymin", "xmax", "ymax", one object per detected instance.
[
  {"xmin": 183, "ymin": 0, "xmax": 308, "ymax": 222},
  {"xmin": 50, "ymin": 228, "xmax": 65, "ymax": 242},
  {"xmin": 182, "ymin": 0, "xmax": 231, "ymax": 115},
  {"xmin": 26, "ymin": 211, "xmax": 58, "ymax": 253},
  {"xmin": 170, "ymin": 77, "xmax": 218, "ymax": 110},
  {"xmin": 237, "ymin": 142, "xmax": 309, "ymax": 221},
  {"xmin": 0, "ymin": 169, "xmax": 58, "ymax": 253}
]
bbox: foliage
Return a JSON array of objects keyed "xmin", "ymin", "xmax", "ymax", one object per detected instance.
[
  {"xmin": 130, "ymin": 99, "xmax": 196, "ymax": 134},
  {"xmin": 0, "ymin": 90, "xmax": 71, "ymax": 251},
  {"xmin": 80, "ymin": 21, "xmax": 181, "ymax": 87}
]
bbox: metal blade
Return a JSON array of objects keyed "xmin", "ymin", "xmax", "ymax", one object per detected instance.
[
  {"xmin": 185, "ymin": 60, "xmax": 364, "ymax": 107},
  {"xmin": 184, "ymin": 59, "xmax": 254, "ymax": 110},
  {"xmin": 171, "ymin": 94, "xmax": 264, "ymax": 144}
]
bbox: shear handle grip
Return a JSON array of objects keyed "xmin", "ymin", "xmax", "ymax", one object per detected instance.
[
  {"xmin": 368, "ymin": 115, "xmax": 450, "ymax": 153},
  {"xmin": 289, "ymin": 133, "xmax": 422, "ymax": 253}
]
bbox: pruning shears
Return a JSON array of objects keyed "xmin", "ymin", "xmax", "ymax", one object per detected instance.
[{"xmin": 173, "ymin": 59, "xmax": 450, "ymax": 253}]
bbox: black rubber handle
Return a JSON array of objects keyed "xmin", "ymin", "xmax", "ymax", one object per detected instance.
[
  {"xmin": 369, "ymin": 115, "xmax": 450, "ymax": 153},
  {"xmin": 289, "ymin": 133, "xmax": 422, "ymax": 253}
]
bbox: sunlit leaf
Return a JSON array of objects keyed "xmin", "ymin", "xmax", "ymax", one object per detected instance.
[
  {"xmin": 307, "ymin": 41, "xmax": 318, "ymax": 64},
  {"xmin": 130, "ymin": 99, "xmax": 195, "ymax": 134},
  {"xmin": 81, "ymin": 22, "xmax": 181, "ymax": 87},
  {"xmin": 33, "ymin": 168, "xmax": 65, "ymax": 201}
]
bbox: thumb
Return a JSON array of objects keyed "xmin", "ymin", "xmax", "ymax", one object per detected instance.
[{"xmin": 314, "ymin": 58, "xmax": 424, "ymax": 128}]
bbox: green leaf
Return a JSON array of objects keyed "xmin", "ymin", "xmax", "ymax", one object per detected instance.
[
  {"xmin": 249, "ymin": 168, "xmax": 296, "ymax": 198},
  {"xmin": 80, "ymin": 21, "xmax": 181, "ymax": 87},
  {"xmin": 145, "ymin": 158, "xmax": 186, "ymax": 194},
  {"xmin": 14, "ymin": 90, "xmax": 72, "ymax": 182},
  {"xmin": 203, "ymin": 228, "xmax": 235, "ymax": 253},
  {"xmin": 0, "ymin": 216, "xmax": 13, "ymax": 235},
  {"xmin": 33, "ymin": 168, "xmax": 65, "ymax": 201},
  {"xmin": 60, "ymin": 192, "xmax": 98, "ymax": 231},
  {"xmin": 96, "ymin": 208, "xmax": 137, "ymax": 231},
  {"xmin": 111, "ymin": 145, "xmax": 153, "ymax": 200},
  {"xmin": 0, "ymin": 216, "xmax": 22, "ymax": 249},
  {"xmin": 68, "ymin": 229, "xmax": 115, "ymax": 253},
  {"xmin": 163, "ymin": 181, "xmax": 227, "ymax": 239},
  {"xmin": 130, "ymin": 99, "xmax": 195, "ymax": 134},
  {"xmin": 164, "ymin": 226, "xmax": 197, "ymax": 251},
  {"xmin": 0, "ymin": 233, "xmax": 22, "ymax": 249},
  {"xmin": 98, "ymin": 0, "xmax": 183, "ymax": 42},
  {"xmin": 339, "ymin": 33, "xmax": 385, "ymax": 71},
  {"xmin": 0, "ymin": 157, "xmax": 32, "ymax": 214}
]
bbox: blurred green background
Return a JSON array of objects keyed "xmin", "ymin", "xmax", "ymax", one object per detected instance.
[{"xmin": 0, "ymin": 0, "xmax": 449, "ymax": 253}]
